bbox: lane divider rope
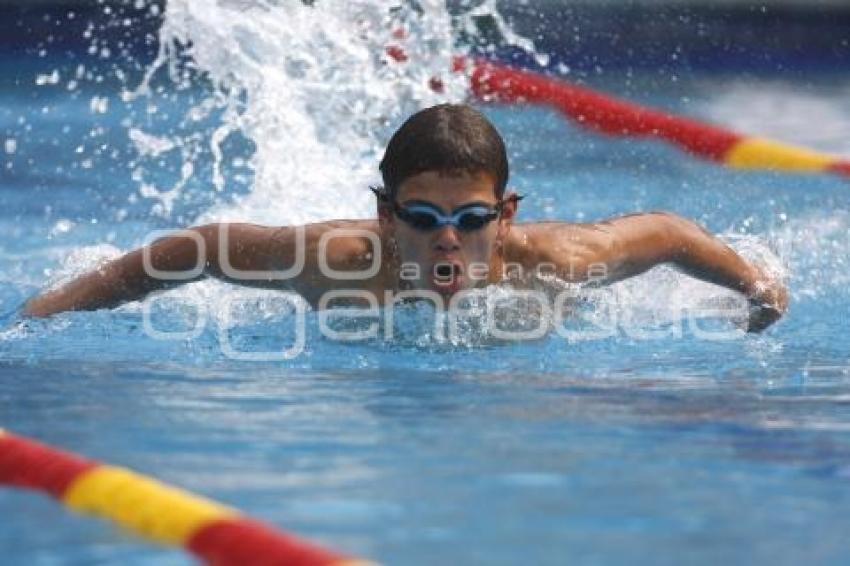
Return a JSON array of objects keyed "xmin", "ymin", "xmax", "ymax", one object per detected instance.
[
  {"xmin": 0, "ymin": 429, "xmax": 373, "ymax": 566},
  {"xmin": 454, "ymin": 56, "xmax": 850, "ymax": 178}
]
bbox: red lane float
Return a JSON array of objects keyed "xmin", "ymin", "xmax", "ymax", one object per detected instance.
[
  {"xmin": 0, "ymin": 430, "xmax": 371, "ymax": 566},
  {"xmin": 458, "ymin": 57, "xmax": 850, "ymax": 178}
]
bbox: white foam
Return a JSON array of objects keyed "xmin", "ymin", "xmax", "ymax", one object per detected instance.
[
  {"xmin": 126, "ymin": 0, "xmax": 492, "ymax": 224},
  {"xmin": 99, "ymin": 0, "xmax": 558, "ymax": 337},
  {"xmin": 108, "ymin": 2, "xmax": 827, "ymax": 341}
]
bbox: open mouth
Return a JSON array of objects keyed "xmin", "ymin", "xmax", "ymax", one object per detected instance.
[
  {"xmin": 433, "ymin": 261, "xmax": 465, "ymax": 292},
  {"xmin": 435, "ymin": 263, "xmax": 457, "ymax": 278}
]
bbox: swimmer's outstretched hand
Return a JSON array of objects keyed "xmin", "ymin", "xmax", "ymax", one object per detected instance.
[{"xmin": 745, "ymin": 273, "xmax": 788, "ymax": 333}]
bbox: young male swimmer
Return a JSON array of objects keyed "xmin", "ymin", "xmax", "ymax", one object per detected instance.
[{"xmin": 23, "ymin": 104, "xmax": 787, "ymax": 332}]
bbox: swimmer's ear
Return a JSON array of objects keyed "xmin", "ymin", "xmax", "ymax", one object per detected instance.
[
  {"xmin": 370, "ymin": 185, "xmax": 388, "ymax": 202},
  {"xmin": 498, "ymin": 191, "xmax": 523, "ymax": 222},
  {"xmin": 372, "ymin": 185, "xmax": 393, "ymax": 224},
  {"xmin": 495, "ymin": 191, "xmax": 521, "ymax": 247}
]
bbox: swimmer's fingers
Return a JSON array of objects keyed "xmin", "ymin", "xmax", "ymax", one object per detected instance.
[
  {"xmin": 746, "ymin": 302, "xmax": 783, "ymax": 333},
  {"xmin": 745, "ymin": 279, "xmax": 788, "ymax": 333}
]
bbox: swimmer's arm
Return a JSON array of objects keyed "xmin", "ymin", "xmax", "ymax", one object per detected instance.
[
  {"xmin": 538, "ymin": 212, "xmax": 788, "ymax": 331},
  {"xmin": 21, "ymin": 223, "xmax": 312, "ymax": 317}
]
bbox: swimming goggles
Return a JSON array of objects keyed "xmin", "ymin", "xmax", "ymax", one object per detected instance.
[
  {"xmin": 392, "ymin": 201, "xmax": 502, "ymax": 232},
  {"xmin": 371, "ymin": 187, "xmax": 522, "ymax": 233}
]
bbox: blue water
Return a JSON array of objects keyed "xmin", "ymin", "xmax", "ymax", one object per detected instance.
[{"xmin": 3, "ymin": 6, "xmax": 850, "ymax": 566}]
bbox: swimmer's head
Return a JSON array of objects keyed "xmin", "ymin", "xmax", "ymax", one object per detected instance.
[
  {"xmin": 375, "ymin": 104, "xmax": 517, "ymax": 299},
  {"xmin": 377, "ymin": 103, "xmax": 509, "ymax": 201}
]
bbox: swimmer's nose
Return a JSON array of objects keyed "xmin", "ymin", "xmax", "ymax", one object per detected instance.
[{"xmin": 433, "ymin": 225, "xmax": 461, "ymax": 253}]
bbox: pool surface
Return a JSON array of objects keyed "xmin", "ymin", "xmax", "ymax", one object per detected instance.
[{"xmin": 2, "ymin": 1, "xmax": 850, "ymax": 564}]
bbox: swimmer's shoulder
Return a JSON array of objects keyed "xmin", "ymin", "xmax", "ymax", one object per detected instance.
[
  {"xmin": 266, "ymin": 218, "xmax": 378, "ymax": 244},
  {"xmin": 288, "ymin": 219, "xmax": 381, "ymax": 271},
  {"xmin": 505, "ymin": 221, "xmax": 609, "ymax": 267}
]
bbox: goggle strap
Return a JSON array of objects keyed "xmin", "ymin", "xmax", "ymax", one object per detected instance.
[
  {"xmin": 370, "ymin": 185, "xmax": 389, "ymax": 202},
  {"xmin": 496, "ymin": 193, "xmax": 524, "ymax": 212}
]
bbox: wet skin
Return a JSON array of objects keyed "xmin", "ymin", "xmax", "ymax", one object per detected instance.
[
  {"xmin": 23, "ymin": 169, "xmax": 788, "ymax": 331},
  {"xmin": 378, "ymin": 170, "xmax": 516, "ymax": 298}
]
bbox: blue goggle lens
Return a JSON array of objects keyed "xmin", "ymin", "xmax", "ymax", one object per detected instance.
[{"xmin": 397, "ymin": 204, "xmax": 499, "ymax": 232}]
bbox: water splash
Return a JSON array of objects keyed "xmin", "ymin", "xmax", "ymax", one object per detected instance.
[
  {"xmin": 21, "ymin": 0, "xmax": 839, "ymax": 351},
  {"xmin": 123, "ymin": 0, "xmax": 515, "ymax": 224}
]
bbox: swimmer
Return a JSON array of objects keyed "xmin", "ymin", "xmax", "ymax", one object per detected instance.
[{"xmin": 23, "ymin": 104, "xmax": 787, "ymax": 331}]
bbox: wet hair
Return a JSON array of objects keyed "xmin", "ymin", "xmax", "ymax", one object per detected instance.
[{"xmin": 376, "ymin": 103, "xmax": 509, "ymax": 201}]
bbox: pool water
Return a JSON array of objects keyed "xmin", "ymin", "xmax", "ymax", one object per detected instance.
[{"xmin": 2, "ymin": 2, "xmax": 850, "ymax": 564}]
